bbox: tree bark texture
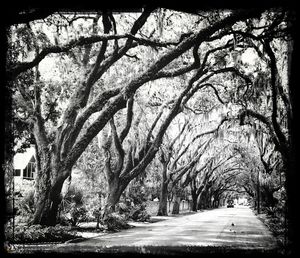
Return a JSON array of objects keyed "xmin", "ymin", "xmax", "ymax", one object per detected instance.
[
  {"xmin": 191, "ymin": 190, "xmax": 198, "ymax": 212},
  {"xmin": 102, "ymin": 176, "xmax": 126, "ymax": 220},
  {"xmin": 157, "ymin": 163, "xmax": 168, "ymax": 216},
  {"xmin": 190, "ymin": 179, "xmax": 199, "ymax": 212},
  {"xmin": 31, "ymin": 148, "xmax": 71, "ymax": 225},
  {"xmin": 171, "ymin": 189, "xmax": 181, "ymax": 215}
]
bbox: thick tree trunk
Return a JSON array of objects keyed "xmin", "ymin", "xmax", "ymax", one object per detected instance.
[
  {"xmin": 261, "ymin": 187, "xmax": 277, "ymax": 207},
  {"xmin": 29, "ymin": 111, "xmax": 73, "ymax": 226},
  {"xmin": 197, "ymin": 189, "xmax": 207, "ymax": 210},
  {"xmin": 190, "ymin": 180, "xmax": 198, "ymax": 212},
  {"xmin": 32, "ymin": 193, "xmax": 61, "ymax": 226},
  {"xmin": 191, "ymin": 189, "xmax": 198, "ymax": 212},
  {"xmin": 212, "ymin": 194, "xmax": 220, "ymax": 208},
  {"xmin": 31, "ymin": 156, "xmax": 70, "ymax": 226},
  {"xmin": 102, "ymin": 177, "xmax": 126, "ymax": 220},
  {"xmin": 157, "ymin": 183, "xmax": 168, "ymax": 216},
  {"xmin": 157, "ymin": 164, "xmax": 168, "ymax": 216},
  {"xmin": 197, "ymin": 194, "xmax": 202, "ymax": 210},
  {"xmin": 171, "ymin": 191, "xmax": 181, "ymax": 215},
  {"xmin": 202, "ymin": 192, "xmax": 209, "ymax": 209}
]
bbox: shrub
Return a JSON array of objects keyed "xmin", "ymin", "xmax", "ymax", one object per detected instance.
[
  {"xmin": 127, "ymin": 184, "xmax": 147, "ymax": 206},
  {"xmin": 9, "ymin": 189, "xmax": 36, "ymax": 224},
  {"xmin": 129, "ymin": 203, "xmax": 151, "ymax": 222},
  {"xmin": 59, "ymin": 186, "xmax": 88, "ymax": 226},
  {"xmin": 103, "ymin": 212, "xmax": 130, "ymax": 231},
  {"xmin": 118, "ymin": 202, "xmax": 131, "ymax": 214},
  {"xmin": 114, "ymin": 201, "xmax": 151, "ymax": 222},
  {"xmin": 265, "ymin": 206, "xmax": 278, "ymax": 217},
  {"xmin": 69, "ymin": 206, "xmax": 88, "ymax": 226},
  {"xmin": 116, "ymin": 201, "xmax": 132, "ymax": 220},
  {"xmin": 5, "ymin": 224, "xmax": 80, "ymax": 244},
  {"xmin": 19, "ymin": 190, "xmax": 35, "ymax": 211},
  {"xmin": 121, "ymin": 180, "xmax": 152, "ymax": 222}
]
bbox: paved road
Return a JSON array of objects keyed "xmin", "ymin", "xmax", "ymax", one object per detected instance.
[
  {"xmin": 11, "ymin": 206, "xmax": 279, "ymax": 254},
  {"xmin": 70, "ymin": 205, "xmax": 277, "ymax": 249}
]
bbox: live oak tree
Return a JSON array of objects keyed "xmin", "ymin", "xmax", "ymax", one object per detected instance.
[
  {"xmin": 193, "ymin": 10, "xmax": 295, "ymax": 249},
  {"xmin": 227, "ymin": 133, "xmax": 281, "ymax": 213},
  {"xmin": 7, "ymin": 8, "xmax": 273, "ymax": 227},
  {"xmin": 157, "ymin": 113, "xmax": 240, "ymax": 214},
  {"xmin": 233, "ymin": 143, "xmax": 261, "ymax": 199},
  {"xmin": 168, "ymin": 133, "xmax": 213, "ymax": 214},
  {"xmin": 6, "ymin": 9, "xmax": 297, "ymax": 254},
  {"xmin": 156, "ymin": 116, "xmax": 210, "ymax": 215},
  {"xmin": 235, "ymin": 11, "xmax": 296, "ymax": 249},
  {"xmin": 98, "ymin": 48, "xmax": 240, "ymax": 218},
  {"xmin": 157, "ymin": 116, "xmax": 229, "ymax": 215},
  {"xmin": 153, "ymin": 29, "xmax": 256, "ymax": 215},
  {"xmin": 188, "ymin": 143, "xmax": 238, "ymax": 210},
  {"xmin": 253, "ymin": 127, "xmax": 284, "ymax": 208},
  {"xmin": 204, "ymin": 143, "xmax": 254, "ymax": 208}
]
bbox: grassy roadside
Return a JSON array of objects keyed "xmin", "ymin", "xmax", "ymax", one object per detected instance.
[{"xmin": 255, "ymin": 211, "xmax": 287, "ymax": 252}]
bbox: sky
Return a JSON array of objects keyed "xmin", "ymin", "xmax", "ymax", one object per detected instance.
[{"xmin": 241, "ymin": 48, "xmax": 257, "ymax": 66}]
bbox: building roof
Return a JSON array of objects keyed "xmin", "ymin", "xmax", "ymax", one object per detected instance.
[{"xmin": 13, "ymin": 147, "xmax": 36, "ymax": 170}]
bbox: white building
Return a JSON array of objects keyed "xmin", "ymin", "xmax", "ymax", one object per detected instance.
[{"xmin": 13, "ymin": 147, "xmax": 36, "ymax": 190}]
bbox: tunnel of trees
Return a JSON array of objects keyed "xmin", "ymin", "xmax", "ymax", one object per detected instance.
[{"xmin": 3, "ymin": 6, "xmax": 297, "ymax": 254}]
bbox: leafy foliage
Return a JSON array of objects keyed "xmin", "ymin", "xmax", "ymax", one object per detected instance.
[
  {"xmin": 102, "ymin": 212, "xmax": 131, "ymax": 231},
  {"xmin": 59, "ymin": 185, "xmax": 88, "ymax": 226},
  {"xmin": 5, "ymin": 225, "xmax": 80, "ymax": 244},
  {"xmin": 6, "ymin": 9, "xmax": 293, "ymax": 238},
  {"xmin": 117, "ymin": 179, "xmax": 152, "ymax": 222},
  {"xmin": 17, "ymin": 190, "xmax": 35, "ymax": 222},
  {"xmin": 129, "ymin": 204, "xmax": 151, "ymax": 222}
]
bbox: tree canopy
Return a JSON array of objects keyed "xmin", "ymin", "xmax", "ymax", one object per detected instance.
[{"xmin": 5, "ymin": 7, "xmax": 297, "ymax": 252}]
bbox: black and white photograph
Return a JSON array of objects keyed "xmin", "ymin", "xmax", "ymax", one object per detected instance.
[{"xmin": 2, "ymin": 4, "xmax": 298, "ymax": 256}]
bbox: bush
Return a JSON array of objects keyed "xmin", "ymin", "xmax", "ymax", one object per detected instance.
[
  {"xmin": 127, "ymin": 183, "xmax": 147, "ymax": 206},
  {"xmin": 114, "ymin": 201, "xmax": 151, "ymax": 222},
  {"xmin": 5, "ymin": 224, "xmax": 80, "ymax": 244},
  {"xmin": 120, "ymin": 180, "xmax": 152, "ymax": 222},
  {"xmin": 265, "ymin": 206, "xmax": 278, "ymax": 217},
  {"xmin": 11, "ymin": 190, "xmax": 35, "ymax": 224},
  {"xmin": 103, "ymin": 212, "xmax": 131, "ymax": 231},
  {"xmin": 59, "ymin": 186, "xmax": 88, "ymax": 226},
  {"xmin": 129, "ymin": 203, "xmax": 151, "ymax": 222},
  {"xmin": 69, "ymin": 206, "xmax": 88, "ymax": 226},
  {"xmin": 118, "ymin": 202, "xmax": 131, "ymax": 214}
]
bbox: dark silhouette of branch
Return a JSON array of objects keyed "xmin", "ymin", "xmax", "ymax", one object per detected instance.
[
  {"xmin": 263, "ymin": 40, "xmax": 288, "ymax": 149},
  {"xmin": 154, "ymin": 43, "xmax": 201, "ymax": 79},
  {"xmin": 201, "ymin": 83, "xmax": 225, "ymax": 104},
  {"xmin": 120, "ymin": 97, "xmax": 134, "ymax": 143},
  {"xmin": 65, "ymin": 8, "xmax": 265, "ymax": 169},
  {"xmin": 109, "ymin": 117, "xmax": 125, "ymax": 175},
  {"xmin": 239, "ymin": 109, "xmax": 288, "ymax": 156},
  {"xmin": 7, "ymin": 34, "xmax": 179, "ymax": 80},
  {"xmin": 6, "ymin": 8, "xmax": 57, "ymax": 25}
]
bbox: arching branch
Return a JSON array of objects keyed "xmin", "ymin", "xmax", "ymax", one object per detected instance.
[
  {"xmin": 119, "ymin": 97, "xmax": 134, "ymax": 143},
  {"xmin": 109, "ymin": 117, "xmax": 125, "ymax": 175},
  {"xmin": 64, "ymin": 8, "xmax": 265, "ymax": 170}
]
